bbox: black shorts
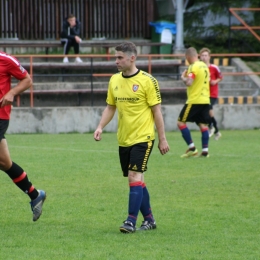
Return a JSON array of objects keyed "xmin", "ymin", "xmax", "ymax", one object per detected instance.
[
  {"xmin": 209, "ymin": 97, "xmax": 217, "ymax": 109},
  {"xmin": 119, "ymin": 140, "xmax": 154, "ymax": 177},
  {"xmin": 0, "ymin": 119, "xmax": 9, "ymax": 141},
  {"xmin": 178, "ymin": 104, "xmax": 210, "ymax": 125}
]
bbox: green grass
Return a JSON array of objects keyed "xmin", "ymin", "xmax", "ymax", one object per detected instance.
[
  {"xmin": 1, "ymin": 130, "xmax": 259, "ymax": 260},
  {"xmin": 245, "ymin": 61, "xmax": 260, "ymax": 77}
]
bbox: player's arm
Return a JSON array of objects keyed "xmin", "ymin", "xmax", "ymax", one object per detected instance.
[
  {"xmin": 210, "ymin": 77, "xmax": 222, "ymax": 85},
  {"xmin": 0, "ymin": 73, "xmax": 32, "ymax": 107},
  {"xmin": 151, "ymin": 104, "xmax": 170, "ymax": 155},
  {"xmin": 94, "ymin": 104, "xmax": 116, "ymax": 141},
  {"xmin": 210, "ymin": 67, "xmax": 223, "ymax": 85},
  {"xmin": 181, "ymin": 69, "xmax": 194, "ymax": 86}
]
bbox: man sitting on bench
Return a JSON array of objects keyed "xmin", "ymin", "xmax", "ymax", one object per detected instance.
[{"xmin": 60, "ymin": 14, "xmax": 83, "ymax": 63}]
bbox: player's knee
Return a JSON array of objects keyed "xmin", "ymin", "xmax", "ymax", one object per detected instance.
[
  {"xmin": 128, "ymin": 171, "xmax": 142, "ymax": 183},
  {"xmin": 0, "ymin": 159, "xmax": 12, "ymax": 171},
  {"xmin": 177, "ymin": 121, "xmax": 186, "ymax": 129}
]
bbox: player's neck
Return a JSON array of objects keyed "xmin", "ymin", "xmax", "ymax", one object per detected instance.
[{"xmin": 122, "ymin": 67, "xmax": 138, "ymax": 77}]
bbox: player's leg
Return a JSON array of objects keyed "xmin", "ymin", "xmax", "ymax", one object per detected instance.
[
  {"xmin": 72, "ymin": 40, "xmax": 82, "ymax": 63},
  {"xmin": 119, "ymin": 141, "xmax": 154, "ymax": 233},
  {"xmin": 198, "ymin": 123, "xmax": 209, "ymax": 157},
  {"xmin": 209, "ymin": 106, "xmax": 215, "ymax": 137},
  {"xmin": 0, "ymin": 120, "xmax": 46, "ymax": 221},
  {"xmin": 209, "ymin": 98, "xmax": 220, "ymax": 138},
  {"xmin": 118, "ymin": 145, "xmax": 137, "ymax": 233},
  {"xmin": 177, "ymin": 104, "xmax": 198, "ymax": 158},
  {"xmin": 61, "ymin": 38, "xmax": 71, "ymax": 62},
  {"xmin": 119, "ymin": 170, "xmax": 143, "ymax": 233},
  {"xmin": 210, "ymin": 100, "xmax": 222, "ymax": 140},
  {"xmin": 197, "ymin": 105, "xmax": 210, "ymax": 157},
  {"xmin": 137, "ymin": 141, "xmax": 156, "ymax": 231},
  {"xmin": 138, "ymin": 174, "xmax": 156, "ymax": 231}
]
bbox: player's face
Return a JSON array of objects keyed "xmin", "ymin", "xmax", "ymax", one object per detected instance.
[
  {"xmin": 200, "ymin": 51, "xmax": 210, "ymax": 64},
  {"xmin": 115, "ymin": 51, "xmax": 133, "ymax": 72}
]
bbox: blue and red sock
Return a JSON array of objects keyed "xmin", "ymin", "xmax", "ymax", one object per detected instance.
[
  {"xmin": 201, "ymin": 127, "xmax": 209, "ymax": 153},
  {"xmin": 178, "ymin": 125, "xmax": 193, "ymax": 147},
  {"xmin": 127, "ymin": 181, "xmax": 143, "ymax": 225},
  {"xmin": 140, "ymin": 183, "xmax": 154, "ymax": 222}
]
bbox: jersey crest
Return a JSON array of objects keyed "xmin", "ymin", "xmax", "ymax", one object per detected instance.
[{"xmin": 132, "ymin": 84, "xmax": 139, "ymax": 92}]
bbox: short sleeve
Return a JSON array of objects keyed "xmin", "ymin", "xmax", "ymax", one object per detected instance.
[
  {"xmin": 146, "ymin": 77, "xmax": 161, "ymax": 106},
  {"xmin": 106, "ymin": 79, "xmax": 115, "ymax": 105},
  {"xmin": 7, "ymin": 56, "xmax": 28, "ymax": 80}
]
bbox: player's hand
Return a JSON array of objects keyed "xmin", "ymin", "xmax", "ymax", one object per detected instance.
[
  {"xmin": 158, "ymin": 140, "xmax": 170, "ymax": 155},
  {"xmin": 181, "ymin": 69, "xmax": 187, "ymax": 78},
  {"xmin": 94, "ymin": 128, "xmax": 102, "ymax": 141},
  {"xmin": 0, "ymin": 93, "xmax": 14, "ymax": 107},
  {"xmin": 75, "ymin": 36, "xmax": 82, "ymax": 43},
  {"xmin": 210, "ymin": 79, "xmax": 217, "ymax": 85}
]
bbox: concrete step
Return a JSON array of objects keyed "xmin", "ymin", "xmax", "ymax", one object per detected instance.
[
  {"xmin": 219, "ymin": 89, "xmax": 259, "ymax": 96},
  {"xmin": 221, "ymin": 75, "xmax": 243, "ymax": 82},
  {"xmin": 219, "ymin": 81, "xmax": 252, "ymax": 89}
]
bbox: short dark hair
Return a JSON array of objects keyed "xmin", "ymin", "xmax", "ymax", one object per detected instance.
[
  {"xmin": 68, "ymin": 14, "xmax": 75, "ymax": 19},
  {"xmin": 115, "ymin": 42, "xmax": 137, "ymax": 56}
]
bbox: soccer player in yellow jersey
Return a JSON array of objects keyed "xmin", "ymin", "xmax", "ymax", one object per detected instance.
[
  {"xmin": 94, "ymin": 42, "xmax": 170, "ymax": 233},
  {"xmin": 178, "ymin": 47, "xmax": 211, "ymax": 158}
]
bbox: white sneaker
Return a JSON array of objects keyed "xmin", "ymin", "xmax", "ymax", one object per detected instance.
[
  {"xmin": 63, "ymin": 57, "xmax": 69, "ymax": 63},
  {"xmin": 75, "ymin": 57, "xmax": 83, "ymax": 63},
  {"xmin": 209, "ymin": 127, "xmax": 215, "ymax": 137},
  {"xmin": 215, "ymin": 132, "xmax": 222, "ymax": 140}
]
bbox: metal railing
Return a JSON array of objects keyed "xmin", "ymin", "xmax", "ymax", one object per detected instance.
[
  {"xmin": 12, "ymin": 53, "xmax": 260, "ymax": 107},
  {"xmin": 230, "ymin": 8, "xmax": 260, "ymax": 42}
]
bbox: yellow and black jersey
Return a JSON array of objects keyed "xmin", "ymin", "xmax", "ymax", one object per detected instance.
[
  {"xmin": 186, "ymin": 60, "xmax": 210, "ymax": 104},
  {"xmin": 106, "ymin": 70, "xmax": 161, "ymax": 147}
]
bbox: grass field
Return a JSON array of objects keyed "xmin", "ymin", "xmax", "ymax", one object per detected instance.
[{"xmin": 0, "ymin": 130, "xmax": 259, "ymax": 260}]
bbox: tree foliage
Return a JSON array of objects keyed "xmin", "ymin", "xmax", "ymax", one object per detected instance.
[{"xmin": 182, "ymin": 0, "xmax": 260, "ymax": 54}]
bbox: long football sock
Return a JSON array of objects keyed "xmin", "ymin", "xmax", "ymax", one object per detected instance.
[
  {"xmin": 201, "ymin": 127, "xmax": 209, "ymax": 153},
  {"xmin": 178, "ymin": 125, "xmax": 194, "ymax": 146},
  {"xmin": 127, "ymin": 181, "xmax": 143, "ymax": 225},
  {"xmin": 140, "ymin": 183, "xmax": 154, "ymax": 222},
  {"xmin": 212, "ymin": 117, "xmax": 219, "ymax": 133},
  {"xmin": 5, "ymin": 162, "xmax": 39, "ymax": 200}
]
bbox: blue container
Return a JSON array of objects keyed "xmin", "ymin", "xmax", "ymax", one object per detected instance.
[{"xmin": 149, "ymin": 21, "xmax": 176, "ymax": 54}]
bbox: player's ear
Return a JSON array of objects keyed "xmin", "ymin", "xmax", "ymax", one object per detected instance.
[{"xmin": 130, "ymin": 54, "xmax": 136, "ymax": 61}]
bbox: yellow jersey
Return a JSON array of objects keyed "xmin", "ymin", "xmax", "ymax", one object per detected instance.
[
  {"xmin": 106, "ymin": 70, "xmax": 161, "ymax": 147},
  {"xmin": 186, "ymin": 60, "xmax": 210, "ymax": 104}
]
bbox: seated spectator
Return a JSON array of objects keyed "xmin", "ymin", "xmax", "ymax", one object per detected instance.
[{"xmin": 60, "ymin": 14, "xmax": 83, "ymax": 63}]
